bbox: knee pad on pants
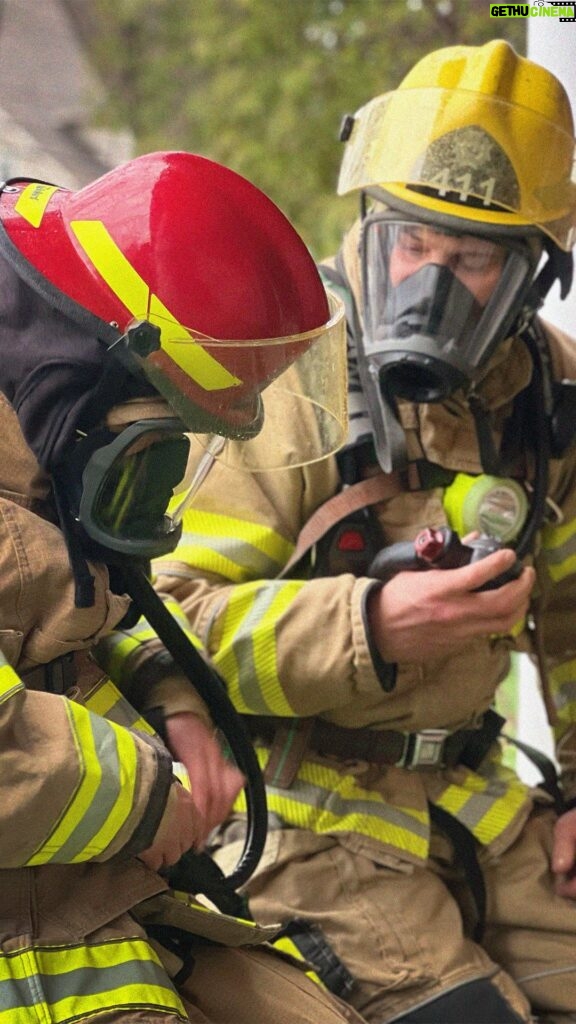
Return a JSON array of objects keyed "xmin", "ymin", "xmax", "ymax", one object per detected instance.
[{"xmin": 392, "ymin": 977, "xmax": 526, "ymax": 1023}]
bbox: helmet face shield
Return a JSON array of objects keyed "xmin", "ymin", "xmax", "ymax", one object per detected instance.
[
  {"xmin": 0, "ymin": 152, "xmax": 345, "ymax": 451},
  {"xmin": 151, "ymin": 291, "xmax": 349, "ymax": 472},
  {"xmin": 360, "ymin": 216, "xmax": 535, "ymax": 409},
  {"xmin": 338, "ymin": 85, "xmax": 576, "ymax": 250}
]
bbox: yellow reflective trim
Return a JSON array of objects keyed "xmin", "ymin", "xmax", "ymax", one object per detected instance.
[
  {"xmin": 162, "ymin": 597, "xmax": 195, "ymax": 631},
  {"xmin": 550, "ymin": 657, "xmax": 576, "ymax": 688},
  {"xmin": 254, "ymin": 586, "xmax": 301, "ymax": 715},
  {"xmin": 0, "ymin": 936, "xmax": 163, "ymax": 979},
  {"xmin": 548, "ymin": 557, "xmax": 576, "ymax": 584},
  {"xmin": 542, "ymin": 516, "xmax": 576, "ymax": 550},
  {"xmin": 85, "ymin": 678, "xmax": 131, "ymax": 715},
  {"xmin": 0, "ymin": 934, "xmax": 186, "ymax": 1022},
  {"xmin": 541, "ymin": 517, "xmax": 576, "ymax": 582},
  {"xmin": 97, "ymin": 631, "xmax": 143, "ymax": 686},
  {"xmin": 69, "ymin": 220, "xmax": 241, "ymax": 390},
  {"xmin": 25, "ymin": 705, "xmax": 137, "ymax": 863},
  {"xmin": 165, "ymin": 541, "xmax": 250, "ymax": 583},
  {"xmin": 216, "ymin": 586, "xmax": 262, "ymax": 708},
  {"xmin": 241, "ymin": 790, "xmax": 428, "ymax": 859},
  {"xmin": 435, "ymin": 770, "xmax": 529, "ymax": 846},
  {"xmin": 272, "ymin": 936, "xmax": 325, "ymax": 987},
  {"xmin": 216, "ymin": 582, "xmax": 303, "ymax": 715},
  {"xmin": 83, "ymin": 677, "xmax": 153, "ymax": 736},
  {"xmin": 26, "ymin": 701, "xmax": 99, "ymax": 863},
  {"xmin": 541, "ymin": 549, "xmax": 576, "ymax": 584},
  {"xmin": 0, "ymin": 989, "xmax": 184, "ymax": 1024},
  {"xmin": 181, "ymin": 508, "xmax": 295, "ymax": 564},
  {"xmin": 235, "ymin": 748, "xmax": 429, "ymax": 860},
  {"xmin": 468, "ymin": 780, "xmax": 528, "ymax": 845},
  {"xmin": 69, "ymin": 722, "xmax": 138, "ymax": 860},
  {"xmin": 0, "ymin": 662, "xmax": 24, "ymax": 704},
  {"xmin": 14, "ymin": 183, "xmax": 58, "ymax": 227}
]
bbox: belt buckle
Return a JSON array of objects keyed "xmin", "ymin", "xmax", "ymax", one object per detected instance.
[{"xmin": 400, "ymin": 729, "xmax": 449, "ymax": 769}]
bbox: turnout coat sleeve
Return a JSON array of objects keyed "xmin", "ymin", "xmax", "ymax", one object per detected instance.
[
  {"xmin": 142, "ymin": 321, "xmax": 576, "ymax": 749},
  {"xmin": 148, "ymin": 428, "xmax": 390, "ymax": 726},
  {"xmin": 0, "ymin": 395, "xmax": 173, "ymax": 868}
]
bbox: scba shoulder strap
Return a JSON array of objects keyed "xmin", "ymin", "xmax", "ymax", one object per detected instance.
[{"xmin": 278, "ymin": 472, "xmax": 403, "ymax": 579}]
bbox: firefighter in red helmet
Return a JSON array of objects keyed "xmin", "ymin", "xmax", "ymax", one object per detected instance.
[{"xmin": 0, "ymin": 151, "xmax": 359, "ymax": 1024}]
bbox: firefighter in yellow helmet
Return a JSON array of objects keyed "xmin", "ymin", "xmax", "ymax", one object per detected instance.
[
  {"xmin": 0, "ymin": 150, "xmax": 367, "ymax": 1024},
  {"xmin": 145, "ymin": 43, "xmax": 576, "ymax": 1023}
]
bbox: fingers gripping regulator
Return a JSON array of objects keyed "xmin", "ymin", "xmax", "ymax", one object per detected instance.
[{"xmin": 369, "ymin": 526, "xmax": 523, "ymax": 590}]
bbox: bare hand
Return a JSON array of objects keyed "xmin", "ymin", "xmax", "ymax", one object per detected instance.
[
  {"xmin": 137, "ymin": 712, "xmax": 244, "ymax": 870},
  {"xmin": 137, "ymin": 780, "xmax": 204, "ymax": 871},
  {"xmin": 367, "ymin": 549, "xmax": 535, "ymax": 664},
  {"xmin": 164, "ymin": 712, "xmax": 245, "ymax": 843},
  {"xmin": 552, "ymin": 808, "xmax": 576, "ymax": 899}
]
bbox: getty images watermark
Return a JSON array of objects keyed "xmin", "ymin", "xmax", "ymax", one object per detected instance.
[{"xmin": 490, "ymin": 0, "xmax": 575, "ymax": 17}]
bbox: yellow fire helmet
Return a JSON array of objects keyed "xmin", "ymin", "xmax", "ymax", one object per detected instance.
[{"xmin": 338, "ymin": 40, "xmax": 576, "ymax": 254}]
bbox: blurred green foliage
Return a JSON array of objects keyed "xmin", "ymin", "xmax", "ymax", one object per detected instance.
[{"xmin": 81, "ymin": 0, "xmax": 525, "ymax": 259}]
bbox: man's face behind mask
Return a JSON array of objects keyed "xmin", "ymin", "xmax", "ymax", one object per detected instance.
[
  {"xmin": 389, "ymin": 224, "xmax": 506, "ymax": 305},
  {"xmin": 361, "ymin": 216, "xmax": 535, "ymax": 404}
]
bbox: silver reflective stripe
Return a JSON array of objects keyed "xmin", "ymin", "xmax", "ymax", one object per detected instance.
[{"xmin": 0, "ymin": 937, "xmax": 186, "ymax": 1022}]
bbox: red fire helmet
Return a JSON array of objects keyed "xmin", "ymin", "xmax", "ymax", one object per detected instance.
[{"xmin": 0, "ymin": 151, "xmax": 346, "ymax": 452}]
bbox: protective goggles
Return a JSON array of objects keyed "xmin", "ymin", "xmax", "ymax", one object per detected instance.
[
  {"xmin": 360, "ymin": 216, "xmax": 536, "ymax": 404},
  {"xmin": 69, "ymin": 418, "xmax": 192, "ymax": 558}
]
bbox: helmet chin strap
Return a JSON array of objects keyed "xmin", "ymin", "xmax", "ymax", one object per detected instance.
[{"xmin": 533, "ymin": 243, "xmax": 573, "ymax": 302}]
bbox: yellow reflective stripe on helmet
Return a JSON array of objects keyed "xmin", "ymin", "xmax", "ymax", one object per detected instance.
[
  {"xmin": 70, "ymin": 219, "xmax": 241, "ymax": 390},
  {"xmin": 159, "ymin": 508, "xmax": 295, "ymax": 583},
  {"xmin": 434, "ymin": 767, "xmax": 529, "ymax": 846},
  {"xmin": 14, "ymin": 183, "xmax": 59, "ymax": 228},
  {"xmin": 235, "ymin": 747, "xmax": 429, "ymax": 860},
  {"xmin": 214, "ymin": 581, "xmax": 305, "ymax": 716},
  {"xmin": 0, "ymin": 660, "xmax": 24, "ymax": 704},
  {"xmin": 26, "ymin": 702, "xmax": 138, "ymax": 864},
  {"xmin": 0, "ymin": 936, "xmax": 185, "ymax": 1022},
  {"xmin": 540, "ymin": 516, "xmax": 576, "ymax": 582}
]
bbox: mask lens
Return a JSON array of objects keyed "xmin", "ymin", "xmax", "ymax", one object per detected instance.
[
  {"xmin": 362, "ymin": 217, "xmax": 533, "ymax": 402},
  {"xmin": 94, "ymin": 433, "xmax": 189, "ymax": 540},
  {"xmin": 79, "ymin": 420, "xmax": 190, "ymax": 555}
]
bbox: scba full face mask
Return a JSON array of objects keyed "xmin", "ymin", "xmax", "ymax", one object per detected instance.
[
  {"xmin": 360, "ymin": 213, "xmax": 537, "ymax": 410},
  {"xmin": 53, "ymin": 415, "xmax": 195, "ymax": 562}
]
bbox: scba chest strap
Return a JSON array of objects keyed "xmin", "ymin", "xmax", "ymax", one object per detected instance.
[{"xmin": 279, "ymin": 472, "xmax": 405, "ymax": 579}]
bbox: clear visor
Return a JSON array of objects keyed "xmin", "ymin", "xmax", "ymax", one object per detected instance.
[
  {"xmin": 338, "ymin": 88, "xmax": 576, "ymax": 249},
  {"xmin": 128, "ymin": 292, "xmax": 348, "ymax": 473}
]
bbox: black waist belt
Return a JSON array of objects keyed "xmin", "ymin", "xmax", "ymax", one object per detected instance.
[{"xmin": 246, "ymin": 709, "xmax": 505, "ymax": 787}]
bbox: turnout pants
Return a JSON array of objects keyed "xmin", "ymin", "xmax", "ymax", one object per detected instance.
[
  {"xmin": 0, "ymin": 858, "xmax": 364, "ymax": 1024},
  {"xmin": 216, "ymin": 808, "xmax": 576, "ymax": 1024}
]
